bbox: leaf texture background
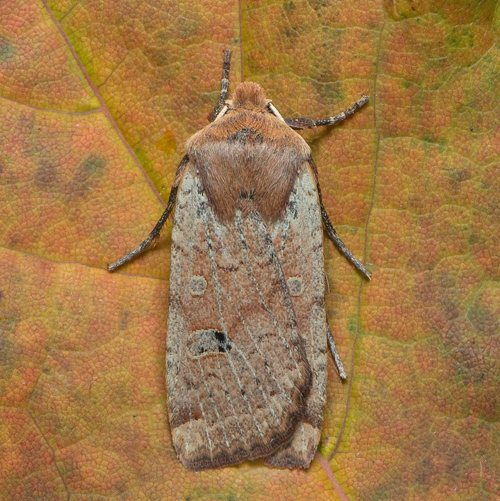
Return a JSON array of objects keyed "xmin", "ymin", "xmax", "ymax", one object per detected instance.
[{"xmin": 1, "ymin": 0, "xmax": 499, "ymax": 499}]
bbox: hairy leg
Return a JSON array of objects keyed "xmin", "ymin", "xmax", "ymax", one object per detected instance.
[{"xmin": 108, "ymin": 155, "xmax": 189, "ymax": 271}]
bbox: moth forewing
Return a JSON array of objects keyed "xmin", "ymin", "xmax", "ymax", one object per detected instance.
[
  {"xmin": 167, "ymin": 167, "xmax": 311, "ymax": 470},
  {"xmin": 108, "ymin": 50, "xmax": 370, "ymax": 471},
  {"xmin": 265, "ymin": 164, "xmax": 330, "ymax": 468}
]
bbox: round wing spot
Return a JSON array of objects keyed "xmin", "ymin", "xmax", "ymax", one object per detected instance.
[
  {"xmin": 287, "ymin": 277, "xmax": 303, "ymax": 296},
  {"xmin": 190, "ymin": 276, "xmax": 207, "ymax": 296}
]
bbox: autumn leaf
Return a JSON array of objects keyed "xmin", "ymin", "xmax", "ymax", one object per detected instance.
[{"xmin": 1, "ymin": 0, "xmax": 499, "ymax": 500}]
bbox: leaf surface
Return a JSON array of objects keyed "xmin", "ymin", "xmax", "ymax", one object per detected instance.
[{"xmin": 1, "ymin": 0, "xmax": 499, "ymax": 499}]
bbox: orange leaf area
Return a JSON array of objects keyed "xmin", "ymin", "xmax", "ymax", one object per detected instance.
[{"xmin": 1, "ymin": 0, "xmax": 499, "ymax": 499}]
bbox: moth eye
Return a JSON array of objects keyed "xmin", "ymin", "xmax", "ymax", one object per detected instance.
[
  {"xmin": 287, "ymin": 277, "xmax": 303, "ymax": 296},
  {"xmin": 189, "ymin": 275, "xmax": 207, "ymax": 296},
  {"xmin": 187, "ymin": 329, "xmax": 232, "ymax": 359}
]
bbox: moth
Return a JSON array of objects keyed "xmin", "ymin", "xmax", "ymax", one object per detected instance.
[{"xmin": 109, "ymin": 50, "xmax": 370, "ymax": 471}]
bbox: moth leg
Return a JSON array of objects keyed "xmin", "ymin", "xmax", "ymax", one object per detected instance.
[
  {"xmin": 305, "ymin": 158, "xmax": 371, "ymax": 280},
  {"xmin": 285, "ymin": 95, "xmax": 369, "ymax": 130},
  {"xmin": 320, "ymin": 202, "xmax": 372, "ymax": 280},
  {"xmin": 208, "ymin": 49, "xmax": 232, "ymax": 122},
  {"xmin": 107, "ymin": 155, "xmax": 189, "ymax": 272},
  {"xmin": 327, "ymin": 323, "xmax": 347, "ymax": 380}
]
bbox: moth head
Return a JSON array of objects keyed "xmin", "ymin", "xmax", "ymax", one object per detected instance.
[
  {"xmin": 223, "ymin": 82, "xmax": 285, "ymax": 123},
  {"xmin": 213, "ymin": 81, "xmax": 285, "ymax": 123},
  {"xmin": 231, "ymin": 82, "xmax": 268, "ymax": 109}
]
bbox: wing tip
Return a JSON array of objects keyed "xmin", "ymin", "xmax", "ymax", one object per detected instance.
[{"xmin": 173, "ymin": 367, "xmax": 312, "ymax": 472}]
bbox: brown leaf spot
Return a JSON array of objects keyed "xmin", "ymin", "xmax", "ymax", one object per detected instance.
[
  {"xmin": 79, "ymin": 153, "xmax": 106, "ymax": 178},
  {"xmin": 120, "ymin": 310, "xmax": 129, "ymax": 330},
  {"xmin": 446, "ymin": 167, "xmax": 471, "ymax": 193},
  {"xmin": 70, "ymin": 153, "xmax": 107, "ymax": 197},
  {"xmin": 0, "ymin": 36, "xmax": 14, "ymax": 62},
  {"xmin": 0, "ymin": 338, "xmax": 16, "ymax": 375},
  {"xmin": 34, "ymin": 159, "xmax": 58, "ymax": 187},
  {"xmin": 156, "ymin": 129, "xmax": 177, "ymax": 155}
]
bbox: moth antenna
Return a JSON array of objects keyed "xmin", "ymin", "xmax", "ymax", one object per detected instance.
[
  {"xmin": 208, "ymin": 49, "xmax": 232, "ymax": 122},
  {"xmin": 314, "ymin": 95, "xmax": 369, "ymax": 127},
  {"xmin": 285, "ymin": 95, "xmax": 369, "ymax": 130}
]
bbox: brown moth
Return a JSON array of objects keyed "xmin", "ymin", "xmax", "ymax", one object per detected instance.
[{"xmin": 109, "ymin": 50, "xmax": 370, "ymax": 471}]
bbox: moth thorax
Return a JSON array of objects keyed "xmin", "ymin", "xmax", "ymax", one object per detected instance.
[{"xmin": 232, "ymin": 82, "xmax": 268, "ymax": 109}]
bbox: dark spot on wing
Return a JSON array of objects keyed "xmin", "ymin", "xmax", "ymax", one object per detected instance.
[
  {"xmin": 187, "ymin": 329, "xmax": 232, "ymax": 358},
  {"xmin": 214, "ymin": 330, "xmax": 226, "ymax": 343}
]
